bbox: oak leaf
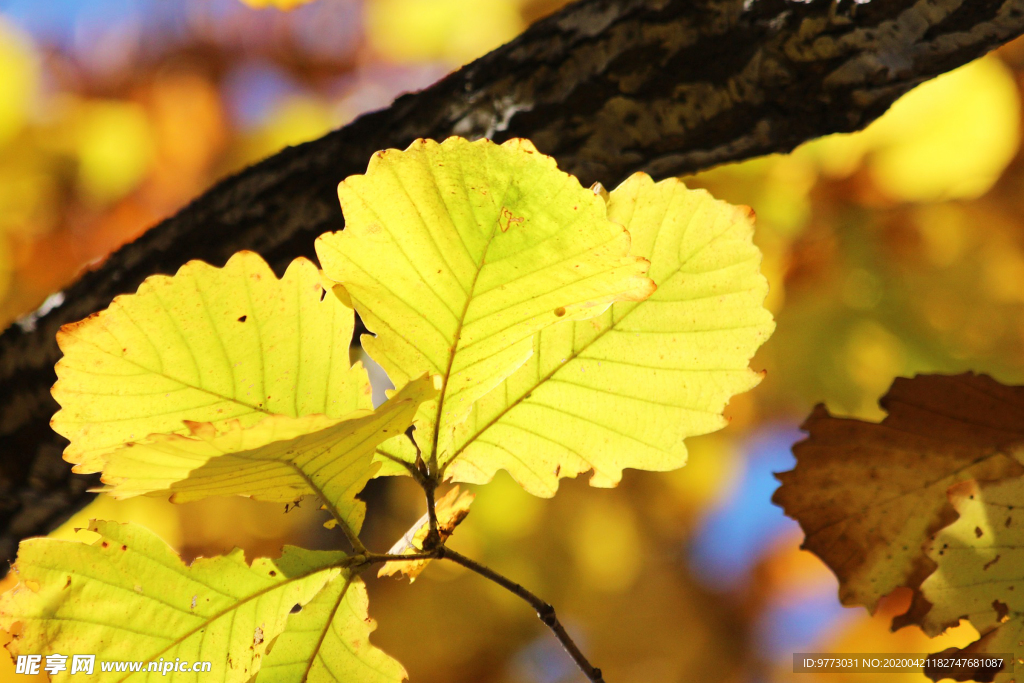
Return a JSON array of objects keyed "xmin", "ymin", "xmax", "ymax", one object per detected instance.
[
  {"xmin": 380, "ymin": 172, "xmax": 774, "ymax": 495},
  {"xmin": 774, "ymin": 373, "xmax": 1024, "ymax": 615},
  {"xmin": 52, "ymin": 252, "xmax": 371, "ymax": 472},
  {"xmin": 0, "ymin": 521, "xmax": 343, "ymax": 682},
  {"xmin": 915, "ymin": 477, "xmax": 1024, "ymax": 683},
  {"xmin": 316, "ymin": 137, "xmax": 655, "ymax": 470},
  {"xmin": 257, "ymin": 576, "xmax": 405, "ymax": 683},
  {"xmin": 97, "ymin": 375, "xmax": 438, "ymax": 535}
]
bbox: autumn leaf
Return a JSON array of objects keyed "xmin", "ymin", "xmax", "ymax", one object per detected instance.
[
  {"xmin": 774, "ymin": 373, "xmax": 1024, "ymax": 615},
  {"xmin": 378, "ymin": 485, "xmax": 475, "ymax": 581},
  {"xmin": 911, "ymin": 477, "xmax": 1024, "ymax": 683},
  {"xmin": 97, "ymin": 375, "xmax": 438, "ymax": 535},
  {"xmin": 52, "ymin": 251, "xmax": 371, "ymax": 472},
  {"xmin": 0, "ymin": 521, "xmax": 344, "ymax": 682},
  {"xmin": 316, "ymin": 137, "xmax": 655, "ymax": 469},
  {"xmin": 392, "ymin": 172, "xmax": 774, "ymax": 496},
  {"xmin": 258, "ymin": 576, "xmax": 405, "ymax": 683}
]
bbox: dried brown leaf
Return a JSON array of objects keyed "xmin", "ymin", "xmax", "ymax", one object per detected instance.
[{"xmin": 774, "ymin": 373, "xmax": 1024, "ymax": 616}]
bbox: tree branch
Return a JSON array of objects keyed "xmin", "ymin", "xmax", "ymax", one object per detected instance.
[
  {"xmin": 438, "ymin": 546, "xmax": 605, "ymax": 683},
  {"xmin": 2, "ymin": 0, "xmax": 1024, "ymax": 566}
]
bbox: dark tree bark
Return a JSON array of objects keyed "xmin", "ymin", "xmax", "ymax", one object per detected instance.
[{"xmin": 2, "ymin": 0, "xmax": 1023, "ymax": 565}]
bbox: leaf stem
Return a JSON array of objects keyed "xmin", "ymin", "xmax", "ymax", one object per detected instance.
[
  {"xmin": 338, "ymin": 521, "xmax": 367, "ymax": 556},
  {"xmin": 423, "ymin": 481, "xmax": 440, "ymax": 538},
  {"xmin": 437, "ymin": 547, "xmax": 605, "ymax": 683}
]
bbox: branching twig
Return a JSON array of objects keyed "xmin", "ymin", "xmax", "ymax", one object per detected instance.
[
  {"xmin": 438, "ymin": 546, "xmax": 605, "ymax": 683},
  {"xmin": 363, "ymin": 551, "xmax": 439, "ymax": 564},
  {"xmin": 5, "ymin": 0, "xmax": 1024, "ymax": 569}
]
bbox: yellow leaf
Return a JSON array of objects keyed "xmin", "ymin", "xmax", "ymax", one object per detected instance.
[
  {"xmin": 0, "ymin": 521, "xmax": 343, "ymax": 682},
  {"xmin": 257, "ymin": 575, "xmax": 405, "ymax": 683},
  {"xmin": 434, "ymin": 173, "xmax": 774, "ymax": 496},
  {"xmin": 317, "ymin": 137, "xmax": 654, "ymax": 470},
  {"xmin": 98, "ymin": 379, "xmax": 435, "ymax": 535},
  {"xmin": 97, "ymin": 376, "xmax": 436, "ymax": 535},
  {"xmin": 52, "ymin": 251, "xmax": 371, "ymax": 472},
  {"xmin": 911, "ymin": 477, "xmax": 1024, "ymax": 683}
]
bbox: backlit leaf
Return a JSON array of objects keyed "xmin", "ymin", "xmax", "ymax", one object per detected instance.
[
  {"xmin": 427, "ymin": 173, "xmax": 773, "ymax": 496},
  {"xmin": 52, "ymin": 251, "xmax": 371, "ymax": 472},
  {"xmin": 775, "ymin": 373, "xmax": 1024, "ymax": 615},
  {"xmin": 258, "ymin": 576, "xmax": 405, "ymax": 683},
  {"xmin": 317, "ymin": 137, "xmax": 654, "ymax": 468},
  {"xmin": 98, "ymin": 375, "xmax": 438, "ymax": 534},
  {"xmin": 914, "ymin": 477, "xmax": 1024, "ymax": 683},
  {"xmin": 0, "ymin": 521, "xmax": 344, "ymax": 682}
]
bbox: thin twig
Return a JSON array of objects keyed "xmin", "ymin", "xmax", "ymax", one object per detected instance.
[
  {"xmin": 438, "ymin": 547, "xmax": 605, "ymax": 683},
  {"xmin": 364, "ymin": 551, "xmax": 439, "ymax": 564},
  {"xmin": 423, "ymin": 482, "xmax": 440, "ymax": 538}
]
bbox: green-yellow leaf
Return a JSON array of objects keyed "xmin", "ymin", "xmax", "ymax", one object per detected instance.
[
  {"xmin": 258, "ymin": 575, "xmax": 405, "ymax": 683},
  {"xmin": 0, "ymin": 521, "xmax": 345, "ymax": 682},
  {"xmin": 52, "ymin": 251, "xmax": 371, "ymax": 472},
  {"xmin": 416, "ymin": 173, "xmax": 774, "ymax": 495},
  {"xmin": 316, "ymin": 137, "xmax": 654, "ymax": 464},
  {"xmin": 911, "ymin": 476, "xmax": 1024, "ymax": 683},
  {"xmin": 98, "ymin": 375, "xmax": 438, "ymax": 535}
]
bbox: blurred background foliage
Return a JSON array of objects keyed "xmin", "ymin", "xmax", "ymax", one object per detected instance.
[{"xmin": 1, "ymin": 1, "xmax": 1024, "ymax": 682}]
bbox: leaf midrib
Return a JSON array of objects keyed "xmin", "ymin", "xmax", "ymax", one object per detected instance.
[
  {"xmin": 84, "ymin": 555, "xmax": 346, "ymax": 683},
  {"xmin": 299, "ymin": 576, "xmax": 354, "ymax": 682},
  {"xmin": 439, "ymin": 207, "xmax": 756, "ymax": 475},
  {"xmin": 428, "ymin": 171, "xmax": 511, "ymax": 468}
]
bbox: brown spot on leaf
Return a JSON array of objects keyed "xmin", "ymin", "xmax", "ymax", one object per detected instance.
[
  {"xmin": 984, "ymin": 554, "xmax": 1002, "ymax": 571},
  {"xmin": 554, "ymin": 307, "xmax": 566, "ymax": 317},
  {"xmin": 499, "ymin": 207, "xmax": 524, "ymax": 232},
  {"xmin": 238, "ymin": 315, "xmax": 247, "ymax": 322},
  {"xmin": 976, "ymin": 526, "xmax": 985, "ymax": 538}
]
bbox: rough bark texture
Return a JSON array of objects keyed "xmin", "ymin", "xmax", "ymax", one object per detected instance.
[{"xmin": 2, "ymin": 0, "xmax": 1024, "ymax": 565}]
